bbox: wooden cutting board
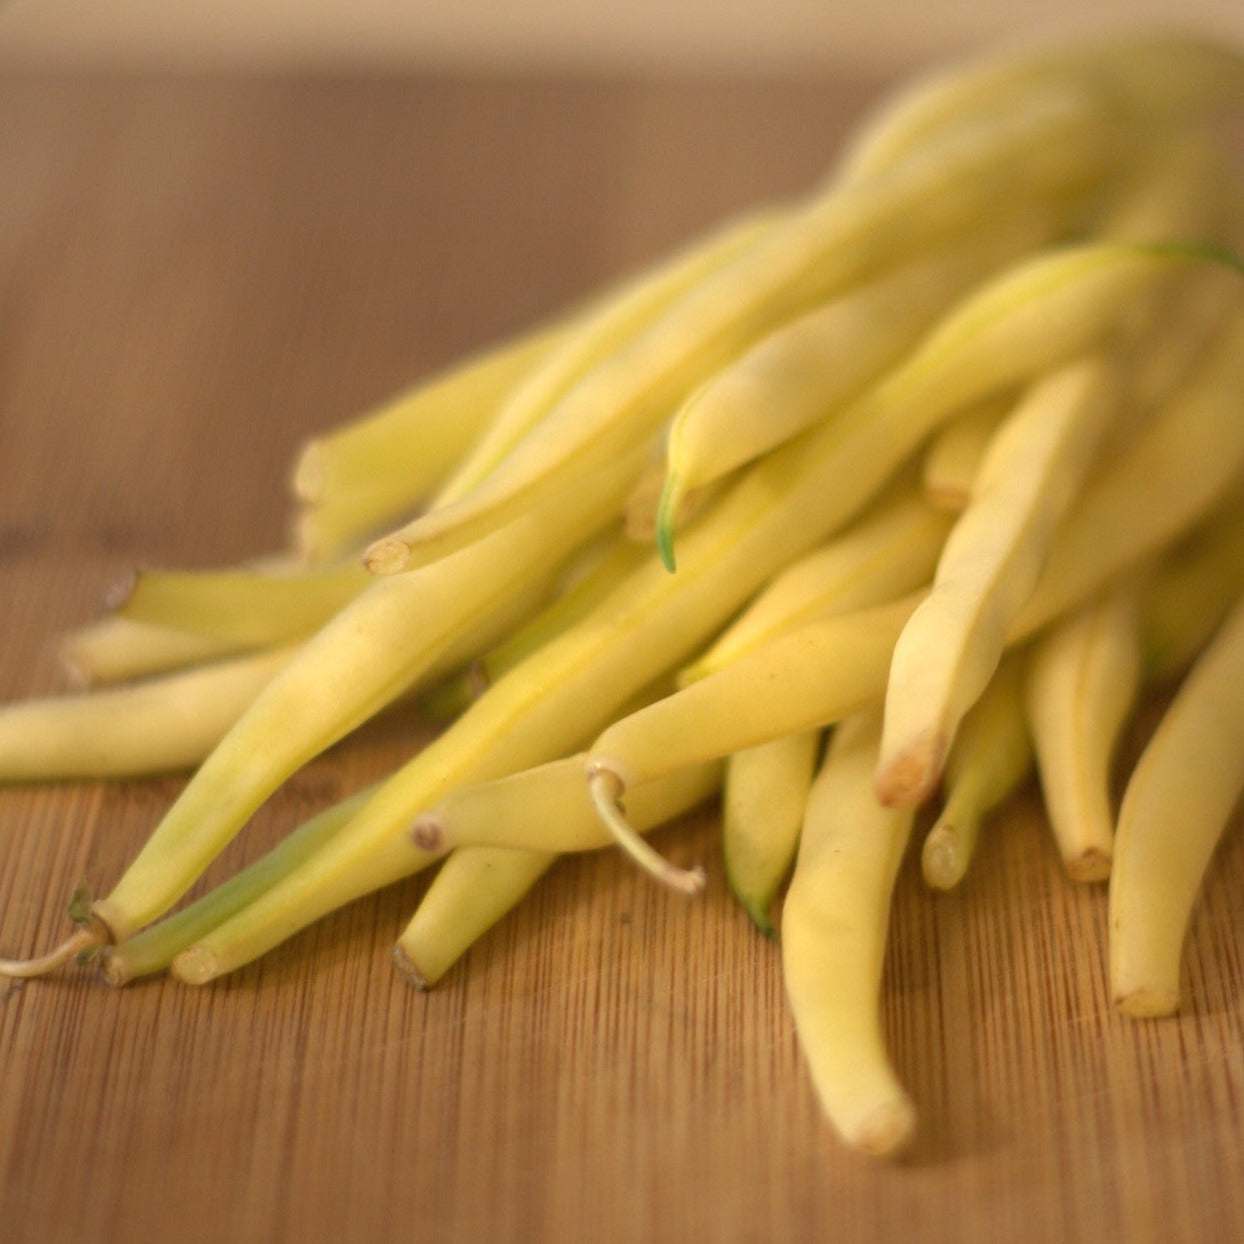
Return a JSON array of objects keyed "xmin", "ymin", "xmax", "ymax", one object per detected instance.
[{"xmin": 1, "ymin": 70, "xmax": 1240, "ymax": 1244}]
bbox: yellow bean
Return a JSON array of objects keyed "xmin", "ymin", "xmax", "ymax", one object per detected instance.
[
  {"xmin": 1141, "ymin": 495, "xmax": 1244, "ymax": 683},
  {"xmin": 1110, "ymin": 594, "xmax": 1244, "ymax": 1017},
  {"xmin": 681, "ymin": 483, "xmax": 949, "ymax": 684},
  {"xmin": 117, "ymin": 561, "xmax": 368, "ymax": 648},
  {"xmin": 59, "ymin": 617, "xmax": 244, "ymax": 687},
  {"xmin": 414, "ymin": 753, "xmax": 719, "ymax": 855},
  {"xmin": 877, "ymin": 357, "xmax": 1121, "ymax": 808},
  {"xmin": 591, "ymin": 595, "xmax": 917, "ymax": 790},
  {"xmin": 0, "ymin": 648, "xmax": 290, "ymax": 782},
  {"xmin": 782, "ymin": 709, "xmax": 916, "ymax": 1158},
  {"xmin": 921, "ymin": 655, "xmax": 1032, "ymax": 890},
  {"xmin": 723, "ymin": 732, "xmax": 820, "ymax": 935},
  {"xmin": 391, "ymin": 849, "xmax": 551, "ymax": 990},
  {"xmin": 1025, "ymin": 586, "xmax": 1142, "ymax": 881},
  {"xmin": 293, "ymin": 323, "xmax": 561, "ymax": 561}
]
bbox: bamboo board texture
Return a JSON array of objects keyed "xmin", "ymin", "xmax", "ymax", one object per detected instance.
[{"xmin": 1, "ymin": 71, "xmax": 1241, "ymax": 1244}]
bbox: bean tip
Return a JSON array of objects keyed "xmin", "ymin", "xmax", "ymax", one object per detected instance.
[
  {"xmin": 874, "ymin": 734, "xmax": 944, "ymax": 809},
  {"xmin": 291, "ymin": 440, "xmax": 327, "ymax": 503},
  {"xmin": 410, "ymin": 815, "xmax": 445, "ymax": 854},
  {"xmin": 921, "ymin": 825, "xmax": 964, "ymax": 890},
  {"xmin": 98, "ymin": 950, "xmax": 132, "ymax": 988},
  {"xmin": 171, "ymin": 946, "xmax": 219, "ymax": 986},
  {"xmin": 655, "ymin": 474, "xmax": 682, "ymax": 573},
  {"xmin": 392, "ymin": 944, "xmax": 430, "ymax": 990},
  {"xmin": 103, "ymin": 569, "xmax": 138, "ymax": 611},
  {"xmin": 849, "ymin": 1098, "xmax": 917, "ymax": 1159},
  {"xmin": 363, "ymin": 536, "xmax": 411, "ymax": 576},
  {"xmin": 1113, "ymin": 986, "xmax": 1179, "ymax": 1019},
  {"xmin": 1065, "ymin": 847, "xmax": 1112, "ymax": 883},
  {"xmin": 742, "ymin": 905, "xmax": 777, "ymax": 938}
]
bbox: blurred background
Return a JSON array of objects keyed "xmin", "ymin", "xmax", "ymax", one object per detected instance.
[{"xmin": 1, "ymin": 0, "xmax": 1241, "ymax": 73}]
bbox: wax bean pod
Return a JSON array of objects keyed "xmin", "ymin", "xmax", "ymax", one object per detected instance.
[
  {"xmin": 723, "ymin": 732, "xmax": 820, "ymax": 935},
  {"xmin": 1025, "ymin": 587, "xmax": 1142, "ymax": 881},
  {"xmin": 921, "ymin": 655, "xmax": 1033, "ymax": 890},
  {"xmin": 0, "ymin": 648, "xmax": 290, "ymax": 782},
  {"xmin": 877, "ymin": 357, "xmax": 1121, "ymax": 808},
  {"xmin": 782, "ymin": 709, "xmax": 916, "ymax": 1157},
  {"xmin": 1110, "ymin": 594, "xmax": 1244, "ymax": 1017}
]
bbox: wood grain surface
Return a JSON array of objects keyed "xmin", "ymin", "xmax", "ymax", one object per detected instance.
[{"xmin": 1, "ymin": 71, "xmax": 1241, "ymax": 1244}]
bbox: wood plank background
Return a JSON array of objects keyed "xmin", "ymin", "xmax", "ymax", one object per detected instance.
[{"xmin": 0, "ymin": 71, "xmax": 1241, "ymax": 1244}]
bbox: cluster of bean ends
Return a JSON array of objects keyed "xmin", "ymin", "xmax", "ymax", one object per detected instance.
[{"xmin": 3, "ymin": 30, "xmax": 1244, "ymax": 1159}]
